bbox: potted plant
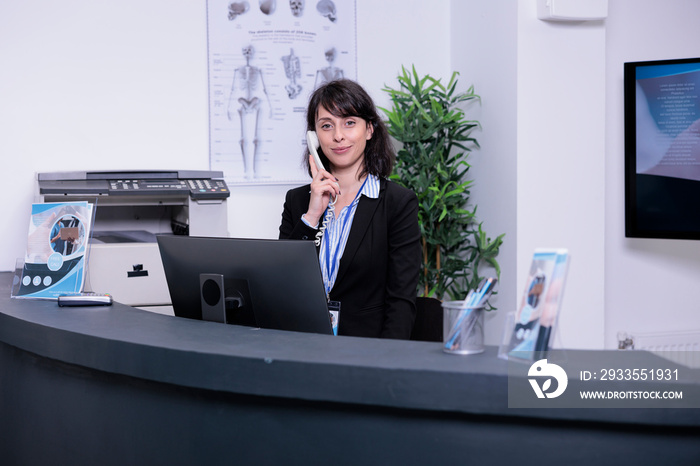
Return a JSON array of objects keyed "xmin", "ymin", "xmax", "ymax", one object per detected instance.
[{"xmin": 381, "ymin": 66, "xmax": 504, "ymax": 341}]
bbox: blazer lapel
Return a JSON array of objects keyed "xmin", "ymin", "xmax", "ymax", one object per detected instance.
[{"xmin": 334, "ymin": 180, "xmax": 384, "ymax": 285}]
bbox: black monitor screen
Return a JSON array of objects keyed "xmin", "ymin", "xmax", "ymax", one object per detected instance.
[
  {"xmin": 624, "ymin": 57, "xmax": 700, "ymax": 240},
  {"xmin": 157, "ymin": 235, "xmax": 333, "ymax": 335}
]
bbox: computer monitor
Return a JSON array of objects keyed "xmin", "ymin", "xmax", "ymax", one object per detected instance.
[
  {"xmin": 624, "ymin": 56, "xmax": 700, "ymax": 240},
  {"xmin": 157, "ymin": 235, "xmax": 333, "ymax": 335}
]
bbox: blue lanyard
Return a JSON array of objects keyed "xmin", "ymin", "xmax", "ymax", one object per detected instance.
[{"xmin": 321, "ymin": 177, "xmax": 368, "ymax": 295}]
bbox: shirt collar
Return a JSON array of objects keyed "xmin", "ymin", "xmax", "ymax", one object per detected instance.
[{"xmin": 359, "ymin": 174, "xmax": 380, "ymax": 200}]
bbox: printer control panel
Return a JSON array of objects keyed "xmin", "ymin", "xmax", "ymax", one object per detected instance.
[{"xmin": 108, "ymin": 178, "xmax": 230, "ymax": 200}]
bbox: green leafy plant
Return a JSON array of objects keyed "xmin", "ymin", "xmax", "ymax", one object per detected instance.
[{"xmin": 381, "ymin": 66, "xmax": 504, "ymax": 303}]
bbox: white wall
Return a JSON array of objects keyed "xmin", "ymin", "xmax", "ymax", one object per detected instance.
[
  {"xmin": 450, "ymin": 1, "xmax": 518, "ymax": 346},
  {"xmin": 516, "ymin": 2, "xmax": 607, "ymax": 349},
  {"xmin": 453, "ymin": 0, "xmax": 700, "ymax": 350},
  {"xmin": 455, "ymin": 0, "xmax": 700, "ymax": 349},
  {"xmin": 0, "ymin": 0, "xmax": 451, "ymax": 267},
  {"xmin": 604, "ymin": 0, "xmax": 700, "ymax": 348},
  {"xmin": 1, "ymin": 1, "xmax": 210, "ymax": 268},
  {"xmin": 453, "ymin": 0, "xmax": 606, "ymax": 349}
]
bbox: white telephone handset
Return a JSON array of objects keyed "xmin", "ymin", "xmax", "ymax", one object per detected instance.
[
  {"xmin": 306, "ymin": 130, "xmax": 335, "ymax": 247},
  {"xmin": 306, "ymin": 130, "xmax": 324, "ymax": 172},
  {"xmin": 306, "ymin": 130, "xmax": 336, "ymax": 207}
]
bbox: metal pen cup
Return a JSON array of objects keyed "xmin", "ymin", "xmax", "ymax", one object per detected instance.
[{"xmin": 442, "ymin": 301, "xmax": 485, "ymax": 355}]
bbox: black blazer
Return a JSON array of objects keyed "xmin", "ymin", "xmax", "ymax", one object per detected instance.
[{"xmin": 279, "ymin": 178, "xmax": 421, "ymax": 339}]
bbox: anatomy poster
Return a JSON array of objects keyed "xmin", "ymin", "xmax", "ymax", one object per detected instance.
[{"xmin": 207, "ymin": 0, "xmax": 357, "ymax": 185}]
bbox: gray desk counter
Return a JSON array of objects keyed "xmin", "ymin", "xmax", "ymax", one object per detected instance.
[{"xmin": 1, "ymin": 272, "xmax": 698, "ymax": 465}]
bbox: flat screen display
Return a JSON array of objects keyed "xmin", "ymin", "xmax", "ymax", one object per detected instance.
[
  {"xmin": 624, "ymin": 57, "xmax": 700, "ymax": 240},
  {"xmin": 157, "ymin": 235, "xmax": 333, "ymax": 335}
]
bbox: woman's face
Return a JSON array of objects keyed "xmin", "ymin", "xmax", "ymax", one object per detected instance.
[{"xmin": 314, "ymin": 105, "xmax": 373, "ymax": 173}]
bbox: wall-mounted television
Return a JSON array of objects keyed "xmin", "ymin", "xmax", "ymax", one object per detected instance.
[{"xmin": 624, "ymin": 57, "xmax": 700, "ymax": 240}]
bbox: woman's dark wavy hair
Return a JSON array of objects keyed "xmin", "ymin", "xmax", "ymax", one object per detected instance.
[{"xmin": 305, "ymin": 79, "xmax": 395, "ymax": 179}]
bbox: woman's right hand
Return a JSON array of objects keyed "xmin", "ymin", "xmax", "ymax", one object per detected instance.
[{"xmin": 304, "ymin": 153, "xmax": 340, "ymax": 226}]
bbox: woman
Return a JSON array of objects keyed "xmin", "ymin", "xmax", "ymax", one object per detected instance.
[{"xmin": 279, "ymin": 79, "xmax": 421, "ymax": 339}]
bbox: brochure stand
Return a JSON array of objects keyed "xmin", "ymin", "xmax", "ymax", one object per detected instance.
[
  {"xmin": 498, "ymin": 249, "xmax": 569, "ymax": 362},
  {"xmin": 12, "ymin": 201, "xmax": 94, "ymax": 300}
]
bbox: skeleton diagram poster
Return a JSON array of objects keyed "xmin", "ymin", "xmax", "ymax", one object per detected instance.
[{"xmin": 207, "ymin": 0, "xmax": 357, "ymax": 185}]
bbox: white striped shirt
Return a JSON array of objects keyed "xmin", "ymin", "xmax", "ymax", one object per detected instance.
[{"xmin": 319, "ymin": 174, "xmax": 380, "ymax": 295}]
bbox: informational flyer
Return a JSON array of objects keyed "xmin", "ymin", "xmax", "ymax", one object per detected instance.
[
  {"xmin": 207, "ymin": 0, "xmax": 357, "ymax": 185},
  {"xmin": 499, "ymin": 249, "xmax": 569, "ymax": 361},
  {"xmin": 13, "ymin": 202, "xmax": 93, "ymax": 299}
]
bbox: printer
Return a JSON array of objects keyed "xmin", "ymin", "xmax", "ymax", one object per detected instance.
[{"xmin": 36, "ymin": 170, "xmax": 230, "ymax": 310}]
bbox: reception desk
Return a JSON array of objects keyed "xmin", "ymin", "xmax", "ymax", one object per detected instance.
[{"xmin": 1, "ymin": 272, "xmax": 699, "ymax": 465}]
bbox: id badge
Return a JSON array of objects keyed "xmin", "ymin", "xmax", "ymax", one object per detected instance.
[{"xmin": 328, "ymin": 300, "xmax": 341, "ymax": 336}]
